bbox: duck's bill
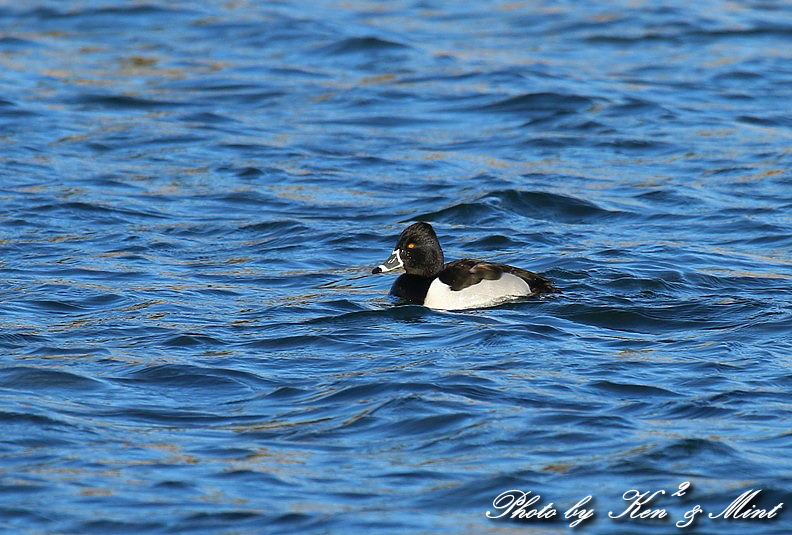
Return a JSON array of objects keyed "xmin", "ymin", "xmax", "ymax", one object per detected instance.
[{"xmin": 371, "ymin": 249, "xmax": 403, "ymax": 274}]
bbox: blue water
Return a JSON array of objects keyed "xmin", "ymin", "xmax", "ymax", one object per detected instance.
[{"xmin": 2, "ymin": 1, "xmax": 791, "ymax": 534}]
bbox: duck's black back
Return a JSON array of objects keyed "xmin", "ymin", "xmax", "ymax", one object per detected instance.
[{"xmin": 439, "ymin": 259, "xmax": 558, "ymax": 294}]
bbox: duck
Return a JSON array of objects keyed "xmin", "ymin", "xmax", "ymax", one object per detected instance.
[{"xmin": 371, "ymin": 222, "xmax": 557, "ymax": 310}]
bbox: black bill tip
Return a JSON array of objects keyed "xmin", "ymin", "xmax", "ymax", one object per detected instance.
[{"xmin": 371, "ymin": 266, "xmax": 382, "ymax": 274}]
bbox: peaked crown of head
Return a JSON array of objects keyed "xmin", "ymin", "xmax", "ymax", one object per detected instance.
[{"xmin": 396, "ymin": 222, "xmax": 444, "ymax": 277}]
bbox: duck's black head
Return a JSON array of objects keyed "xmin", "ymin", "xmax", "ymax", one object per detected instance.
[{"xmin": 372, "ymin": 222, "xmax": 445, "ymax": 278}]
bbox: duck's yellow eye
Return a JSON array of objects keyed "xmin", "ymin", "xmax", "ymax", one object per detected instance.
[{"xmin": 407, "ymin": 243, "xmax": 415, "ymax": 249}]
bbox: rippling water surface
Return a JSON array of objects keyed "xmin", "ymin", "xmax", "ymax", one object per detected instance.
[{"xmin": 2, "ymin": 1, "xmax": 791, "ymax": 534}]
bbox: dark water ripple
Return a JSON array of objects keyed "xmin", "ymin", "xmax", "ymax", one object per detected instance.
[{"xmin": 1, "ymin": 1, "xmax": 791, "ymax": 534}]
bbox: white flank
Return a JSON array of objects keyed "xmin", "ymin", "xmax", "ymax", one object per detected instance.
[{"xmin": 423, "ymin": 273, "xmax": 531, "ymax": 310}]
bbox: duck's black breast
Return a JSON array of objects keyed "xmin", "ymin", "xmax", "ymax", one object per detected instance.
[
  {"xmin": 438, "ymin": 259, "xmax": 558, "ymax": 293},
  {"xmin": 390, "ymin": 274, "xmax": 434, "ymax": 304}
]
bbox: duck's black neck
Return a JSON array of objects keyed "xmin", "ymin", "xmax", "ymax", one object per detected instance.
[
  {"xmin": 406, "ymin": 264, "xmax": 443, "ymax": 278},
  {"xmin": 390, "ymin": 274, "xmax": 434, "ymax": 305}
]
